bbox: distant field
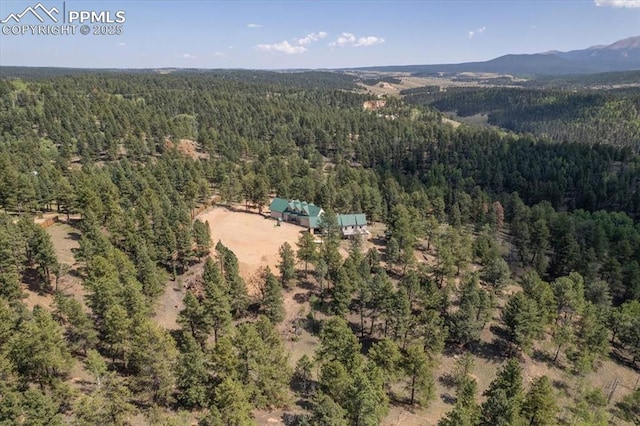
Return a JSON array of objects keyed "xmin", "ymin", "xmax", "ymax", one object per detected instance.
[
  {"xmin": 445, "ymin": 111, "xmax": 492, "ymax": 127},
  {"xmin": 354, "ymin": 71, "xmax": 526, "ymax": 97}
]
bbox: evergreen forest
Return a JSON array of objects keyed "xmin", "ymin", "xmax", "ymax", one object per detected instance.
[{"xmin": 0, "ymin": 69, "xmax": 639, "ymax": 425}]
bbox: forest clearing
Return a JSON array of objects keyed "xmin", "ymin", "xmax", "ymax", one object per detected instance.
[{"xmin": 199, "ymin": 206, "xmax": 306, "ymax": 295}]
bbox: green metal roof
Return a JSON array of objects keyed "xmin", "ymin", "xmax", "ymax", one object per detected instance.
[
  {"xmin": 308, "ymin": 216, "xmax": 321, "ymax": 229},
  {"xmin": 270, "ymin": 198, "xmax": 289, "ymax": 213},
  {"xmin": 272, "ymin": 198, "xmax": 365, "ymax": 230},
  {"xmin": 337, "ymin": 214, "xmax": 367, "ymax": 227},
  {"xmin": 307, "ymin": 203, "xmax": 322, "ymax": 217},
  {"xmin": 271, "ymin": 198, "xmax": 323, "ymax": 218}
]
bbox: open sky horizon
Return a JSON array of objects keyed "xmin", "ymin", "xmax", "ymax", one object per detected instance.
[{"xmin": 1, "ymin": 0, "xmax": 639, "ymax": 69}]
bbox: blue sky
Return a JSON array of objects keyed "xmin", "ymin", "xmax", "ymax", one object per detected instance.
[{"xmin": 1, "ymin": 0, "xmax": 639, "ymax": 69}]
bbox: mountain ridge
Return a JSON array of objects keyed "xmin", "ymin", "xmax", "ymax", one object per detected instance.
[{"xmin": 350, "ymin": 36, "xmax": 640, "ymax": 76}]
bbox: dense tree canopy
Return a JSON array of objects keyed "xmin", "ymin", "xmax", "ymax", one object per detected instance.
[{"xmin": 1, "ymin": 69, "xmax": 640, "ymax": 425}]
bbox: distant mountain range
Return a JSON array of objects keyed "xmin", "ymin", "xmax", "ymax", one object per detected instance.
[{"xmin": 352, "ymin": 36, "xmax": 640, "ymax": 76}]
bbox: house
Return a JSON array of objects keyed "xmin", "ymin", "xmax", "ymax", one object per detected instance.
[
  {"xmin": 269, "ymin": 197, "xmax": 368, "ymax": 238},
  {"xmin": 337, "ymin": 213, "xmax": 368, "ymax": 238},
  {"xmin": 269, "ymin": 198, "xmax": 324, "ymax": 230}
]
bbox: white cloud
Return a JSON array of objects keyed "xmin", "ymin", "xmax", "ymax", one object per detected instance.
[
  {"xmin": 468, "ymin": 26, "xmax": 486, "ymax": 39},
  {"xmin": 182, "ymin": 53, "xmax": 196, "ymax": 59},
  {"xmin": 330, "ymin": 32, "xmax": 384, "ymax": 47},
  {"xmin": 256, "ymin": 31, "xmax": 327, "ymax": 54},
  {"xmin": 213, "ymin": 52, "xmax": 226, "ymax": 58},
  {"xmin": 296, "ymin": 31, "xmax": 328, "ymax": 46},
  {"xmin": 330, "ymin": 32, "xmax": 356, "ymax": 47},
  {"xmin": 247, "ymin": 23, "xmax": 262, "ymax": 28},
  {"xmin": 355, "ymin": 36, "xmax": 384, "ymax": 47},
  {"xmin": 117, "ymin": 42, "xmax": 126, "ymax": 46},
  {"xmin": 595, "ymin": 0, "xmax": 640, "ymax": 7},
  {"xmin": 256, "ymin": 40, "xmax": 307, "ymax": 54}
]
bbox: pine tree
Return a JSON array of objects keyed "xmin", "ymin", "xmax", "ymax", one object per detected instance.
[
  {"xmin": 569, "ymin": 388, "xmax": 608, "ymax": 426},
  {"xmin": 253, "ymin": 316, "xmax": 292, "ymax": 407},
  {"xmin": 346, "ymin": 366, "xmax": 389, "ymax": 426},
  {"xmin": 178, "ymin": 291, "xmax": 211, "ymax": 347},
  {"xmin": 439, "ymin": 377, "xmax": 481, "ymax": 426},
  {"xmin": 192, "ymin": 219, "xmax": 212, "ymax": 260},
  {"xmin": 216, "ymin": 241, "xmax": 248, "ymax": 316},
  {"xmin": 212, "ymin": 378, "xmax": 255, "ymax": 426},
  {"xmin": 278, "ymin": 242, "xmax": 297, "ymax": 289},
  {"xmin": 8, "ymin": 306, "xmax": 73, "ymax": 389},
  {"xmin": 368, "ymin": 339, "xmax": 402, "ymax": 385},
  {"xmin": 522, "ymin": 376, "xmax": 557, "ymax": 426},
  {"xmin": 385, "ymin": 237, "xmax": 400, "ymax": 267},
  {"xmin": 20, "ymin": 387, "xmax": 64, "ymax": 426},
  {"xmin": 319, "ymin": 360, "xmax": 352, "ymax": 405},
  {"xmin": 388, "ymin": 288, "xmax": 412, "ymax": 343},
  {"xmin": 175, "ymin": 333, "xmax": 210, "ymax": 409},
  {"xmin": 263, "ymin": 267, "xmax": 285, "ymax": 324},
  {"xmin": 309, "ymin": 392, "xmax": 348, "ymax": 426},
  {"xmin": 202, "ymin": 262, "xmax": 233, "ymax": 343},
  {"xmin": 567, "ymin": 302, "xmax": 608, "ymax": 373},
  {"xmin": 23, "ymin": 220, "xmax": 58, "ymax": 289},
  {"xmin": 452, "ymin": 353, "xmax": 475, "ymax": 387},
  {"xmin": 84, "ymin": 349, "xmax": 108, "ymax": 388},
  {"xmin": 74, "ymin": 372, "xmax": 135, "ymax": 426},
  {"xmin": 448, "ymin": 274, "xmax": 491, "ymax": 347},
  {"xmin": 232, "ymin": 318, "xmax": 291, "ymax": 408},
  {"xmin": 102, "ymin": 304, "xmax": 132, "ymax": 365},
  {"xmin": 317, "ymin": 317, "xmax": 362, "ymax": 370},
  {"xmin": 294, "ymin": 354, "xmax": 314, "ymax": 395},
  {"xmin": 54, "ymin": 294, "xmax": 98, "ymax": 356},
  {"xmin": 296, "ymin": 231, "xmax": 317, "ymax": 277},
  {"xmin": 403, "ymin": 343, "xmax": 435, "ymax": 406},
  {"xmin": 482, "ymin": 257, "xmax": 511, "ymax": 290},
  {"xmin": 480, "ymin": 358, "xmax": 524, "ymax": 426},
  {"xmin": 616, "ymin": 388, "xmax": 640, "ymax": 424},
  {"xmin": 128, "ymin": 320, "xmax": 178, "ymax": 406},
  {"xmin": 209, "ymin": 335, "xmax": 239, "ymax": 382},
  {"xmin": 502, "ymin": 292, "xmax": 544, "ymax": 354}
]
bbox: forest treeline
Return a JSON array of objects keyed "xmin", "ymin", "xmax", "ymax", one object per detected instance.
[
  {"xmin": 403, "ymin": 85, "xmax": 640, "ymax": 152},
  {"xmin": 0, "ymin": 71, "xmax": 640, "ymax": 424}
]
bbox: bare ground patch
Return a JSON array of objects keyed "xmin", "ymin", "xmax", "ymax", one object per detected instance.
[
  {"xmin": 198, "ymin": 206, "xmax": 308, "ymax": 296},
  {"xmin": 23, "ymin": 222, "xmax": 84, "ymax": 310}
]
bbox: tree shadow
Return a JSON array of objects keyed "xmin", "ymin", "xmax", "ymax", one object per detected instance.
[
  {"xmin": 21, "ymin": 267, "xmax": 49, "ymax": 295},
  {"xmin": 438, "ymin": 373, "xmax": 457, "ymax": 389},
  {"xmin": 246, "ymin": 301, "xmax": 262, "ymax": 316},
  {"xmin": 290, "ymin": 375, "xmax": 317, "ymax": 400},
  {"xmin": 359, "ymin": 335, "xmax": 383, "ymax": 356},
  {"xmin": 283, "ymin": 412, "xmax": 310, "ymax": 426},
  {"xmin": 370, "ymin": 236, "xmax": 387, "ymax": 248},
  {"xmin": 532, "ymin": 348, "xmax": 554, "ymax": 365},
  {"xmin": 301, "ymin": 315, "xmax": 321, "ymax": 335},
  {"xmin": 293, "ymin": 398, "xmax": 314, "ymax": 411},
  {"xmin": 440, "ymin": 393, "xmax": 456, "ymax": 405},
  {"xmin": 489, "ymin": 324, "xmax": 510, "ymax": 341},
  {"xmin": 609, "ymin": 347, "xmax": 640, "ymax": 372},
  {"xmin": 66, "ymin": 231, "xmax": 81, "ymax": 241},
  {"xmin": 293, "ymin": 292, "xmax": 310, "ymax": 304},
  {"xmin": 387, "ymin": 395, "xmax": 420, "ymax": 413},
  {"xmin": 470, "ymin": 338, "xmax": 509, "ymax": 363},
  {"xmin": 297, "ymin": 278, "xmax": 316, "ymax": 291},
  {"xmin": 552, "ymin": 379, "xmax": 570, "ymax": 393},
  {"xmin": 309, "ymin": 297, "xmax": 334, "ymax": 318}
]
